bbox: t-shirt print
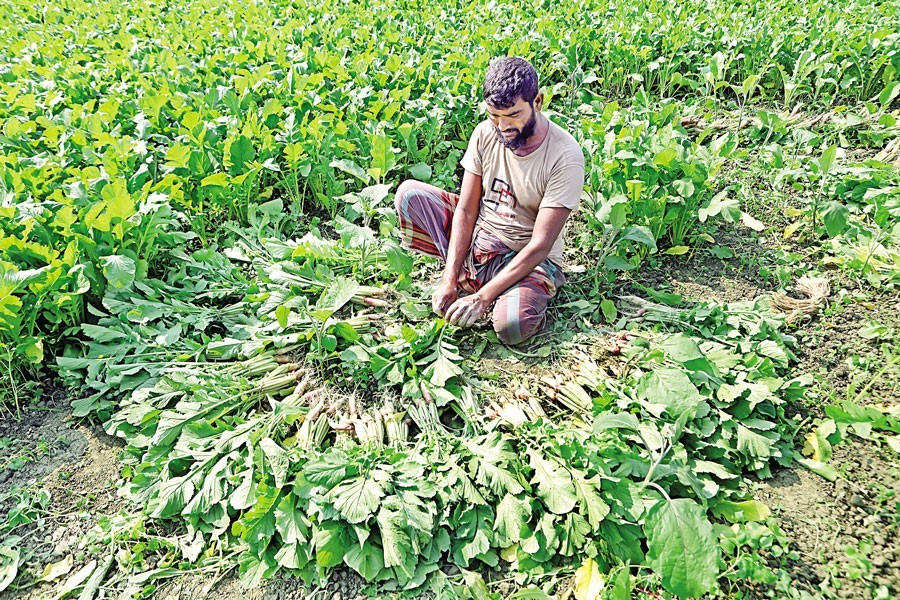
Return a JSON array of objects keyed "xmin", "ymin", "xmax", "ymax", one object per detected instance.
[
  {"xmin": 460, "ymin": 117, "xmax": 585, "ymax": 267},
  {"xmin": 487, "ymin": 177, "xmax": 518, "ymax": 220}
]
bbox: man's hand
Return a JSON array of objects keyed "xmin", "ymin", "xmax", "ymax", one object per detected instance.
[
  {"xmin": 432, "ymin": 281, "xmax": 459, "ymax": 317},
  {"xmin": 445, "ymin": 293, "xmax": 490, "ymax": 328}
]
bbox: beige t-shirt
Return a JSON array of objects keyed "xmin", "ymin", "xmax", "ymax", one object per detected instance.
[{"xmin": 460, "ymin": 117, "xmax": 585, "ymax": 266}]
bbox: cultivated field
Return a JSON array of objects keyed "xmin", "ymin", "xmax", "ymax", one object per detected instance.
[{"xmin": 1, "ymin": 0, "xmax": 898, "ymax": 598}]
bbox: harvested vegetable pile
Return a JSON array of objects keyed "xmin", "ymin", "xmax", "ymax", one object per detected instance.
[{"xmin": 54, "ymin": 230, "xmax": 815, "ymax": 597}]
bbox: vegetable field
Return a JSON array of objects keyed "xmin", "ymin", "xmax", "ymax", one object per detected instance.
[{"xmin": 1, "ymin": 0, "xmax": 898, "ymax": 598}]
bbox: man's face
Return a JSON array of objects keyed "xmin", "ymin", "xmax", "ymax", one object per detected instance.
[{"xmin": 487, "ymin": 97, "xmax": 538, "ymax": 150}]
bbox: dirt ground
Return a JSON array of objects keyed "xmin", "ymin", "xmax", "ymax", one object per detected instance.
[
  {"xmin": 654, "ymin": 237, "xmax": 900, "ymax": 600},
  {"xmin": 1, "ymin": 225, "xmax": 898, "ymax": 599}
]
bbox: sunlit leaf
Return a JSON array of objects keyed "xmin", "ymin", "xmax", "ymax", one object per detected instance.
[
  {"xmin": 574, "ymin": 557, "xmax": 605, "ymax": 600},
  {"xmin": 645, "ymin": 499, "xmax": 718, "ymax": 598}
]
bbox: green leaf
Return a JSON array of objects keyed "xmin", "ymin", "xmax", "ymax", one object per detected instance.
[
  {"xmin": 652, "ymin": 147, "xmax": 677, "ymax": 168},
  {"xmin": 328, "ymin": 475, "xmax": 386, "ymax": 524},
  {"xmin": 878, "ymin": 81, "xmax": 900, "ymax": 106},
  {"xmin": 600, "ymin": 299, "xmax": 617, "ymax": 323},
  {"xmin": 314, "ymin": 522, "xmax": 347, "ymax": 568},
  {"xmin": 593, "ymin": 412, "xmax": 639, "ymax": 432},
  {"xmin": 572, "ymin": 474, "xmax": 610, "ymax": 529},
  {"xmin": 284, "ymin": 142, "xmax": 305, "ymax": 165},
  {"xmin": 377, "ymin": 506, "xmax": 412, "ymax": 570},
  {"xmin": 713, "ymin": 499, "xmax": 771, "ymax": 523},
  {"xmin": 609, "ymin": 202, "xmax": 627, "ymax": 230},
  {"xmin": 740, "ymin": 74, "xmax": 760, "ymax": 98},
  {"xmin": 275, "ymin": 305, "xmax": 290, "ymax": 328},
  {"xmin": 736, "ymin": 425, "xmax": 774, "ymax": 458},
  {"xmin": 622, "ymin": 225, "xmax": 657, "ymax": 253},
  {"xmin": 820, "ymin": 201, "xmax": 849, "ymax": 237},
  {"xmin": 426, "ymin": 346, "xmax": 463, "ymax": 387},
  {"xmin": 885, "ymin": 435, "xmax": 900, "ymax": 455},
  {"xmin": 528, "ymin": 450, "xmax": 577, "ymax": 515},
  {"xmin": 453, "ymin": 505, "xmax": 494, "ymax": 568},
  {"xmin": 493, "ymin": 493, "xmax": 530, "ymax": 547},
  {"xmin": 408, "ymin": 162, "xmax": 432, "ymax": 180},
  {"xmin": 238, "ymin": 552, "xmax": 277, "ymax": 588},
  {"xmin": 335, "ymin": 218, "xmax": 376, "ymax": 250},
  {"xmin": 200, "ymin": 172, "xmax": 229, "ymax": 187},
  {"xmin": 796, "ymin": 457, "xmax": 839, "ymax": 481},
  {"xmin": 230, "ymin": 461, "xmax": 257, "ymax": 510},
  {"xmin": 659, "ymin": 334, "xmax": 704, "ymax": 362},
  {"xmin": 314, "ymin": 277, "xmax": 359, "ymax": 320},
  {"xmin": 604, "ymin": 256, "xmax": 637, "ymax": 271},
  {"xmin": 50, "ymin": 559, "xmax": 94, "ymax": 599},
  {"xmin": 148, "ymin": 475, "xmax": 195, "ymax": 518},
  {"xmin": 101, "ymin": 255, "xmax": 136, "ymax": 290},
  {"xmin": 818, "ymin": 144, "xmax": 837, "ymax": 175},
  {"xmin": 699, "ymin": 189, "xmax": 740, "ymax": 223},
  {"xmin": 330, "ymin": 159, "xmax": 371, "ymax": 184},
  {"xmin": 80, "ymin": 324, "xmax": 127, "ymax": 343},
  {"xmin": 274, "ymin": 542, "xmax": 308, "ymax": 570},
  {"xmin": 235, "ymin": 486, "xmax": 279, "ymax": 548},
  {"xmin": 635, "ymin": 368, "xmax": 700, "ymax": 418},
  {"xmin": 229, "ymin": 135, "xmax": 256, "ymax": 175},
  {"xmin": 459, "ymin": 570, "xmax": 491, "ymax": 599},
  {"xmin": 368, "ymin": 133, "xmax": 398, "ymax": 181},
  {"xmin": 164, "ymin": 144, "xmax": 191, "ymax": 169},
  {"xmin": 257, "ymin": 198, "xmax": 284, "ymax": 219},
  {"xmin": 384, "ymin": 240, "xmax": 413, "ymax": 278},
  {"xmin": 858, "ymin": 322, "xmax": 890, "ymax": 340},
  {"xmin": 183, "ymin": 456, "xmax": 229, "ymax": 515},
  {"xmin": 22, "ymin": 339, "xmax": 44, "ymax": 364},
  {"xmin": 634, "ymin": 285, "xmax": 683, "ymax": 306},
  {"xmin": 0, "ymin": 546, "xmax": 20, "ymax": 592},
  {"xmin": 608, "ymin": 568, "xmax": 632, "ymax": 600},
  {"xmin": 470, "ymin": 434, "xmax": 524, "ymax": 496},
  {"xmin": 344, "ymin": 540, "xmax": 384, "ymax": 580},
  {"xmin": 645, "ymin": 498, "xmax": 719, "ymax": 598},
  {"xmin": 304, "ymin": 450, "xmax": 350, "ymax": 487},
  {"xmin": 507, "ymin": 588, "xmax": 553, "ymax": 600},
  {"xmin": 274, "ymin": 495, "xmax": 309, "ymax": 545},
  {"xmin": 260, "ymin": 438, "xmax": 289, "ymax": 489}
]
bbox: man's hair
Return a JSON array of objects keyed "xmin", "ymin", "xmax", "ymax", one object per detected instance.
[{"xmin": 482, "ymin": 57, "xmax": 539, "ymax": 109}]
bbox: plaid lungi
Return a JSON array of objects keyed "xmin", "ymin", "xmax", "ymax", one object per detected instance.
[{"xmin": 394, "ymin": 180, "xmax": 565, "ymax": 345}]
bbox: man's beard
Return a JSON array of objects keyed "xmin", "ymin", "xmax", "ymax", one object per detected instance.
[{"xmin": 493, "ymin": 108, "xmax": 537, "ymax": 150}]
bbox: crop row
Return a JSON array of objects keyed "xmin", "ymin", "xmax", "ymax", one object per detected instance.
[{"xmin": 2, "ymin": 0, "xmax": 897, "ymax": 381}]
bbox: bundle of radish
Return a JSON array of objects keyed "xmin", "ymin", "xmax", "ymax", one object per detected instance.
[
  {"xmin": 539, "ymin": 375, "xmax": 593, "ymax": 415},
  {"xmin": 266, "ymin": 263, "xmax": 388, "ymax": 307},
  {"xmin": 380, "ymin": 401, "xmax": 410, "ymax": 447},
  {"xmin": 484, "ymin": 387, "xmax": 545, "ymax": 428},
  {"xmin": 296, "ymin": 403, "xmax": 330, "ymax": 449},
  {"xmin": 407, "ymin": 392, "xmax": 444, "ymax": 443}
]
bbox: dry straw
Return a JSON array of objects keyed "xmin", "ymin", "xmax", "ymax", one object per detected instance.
[{"xmin": 772, "ymin": 276, "xmax": 831, "ymax": 323}]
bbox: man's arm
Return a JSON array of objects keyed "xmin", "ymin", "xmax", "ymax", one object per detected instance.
[
  {"xmin": 444, "ymin": 206, "xmax": 571, "ymax": 327},
  {"xmin": 433, "ymin": 168, "xmax": 482, "ymax": 316}
]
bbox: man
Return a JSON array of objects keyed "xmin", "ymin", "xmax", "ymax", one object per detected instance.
[{"xmin": 394, "ymin": 57, "xmax": 585, "ymax": 345}]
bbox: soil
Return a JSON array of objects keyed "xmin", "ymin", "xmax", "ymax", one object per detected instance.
[
  {"xmin": 0, "ymin": 385, "xmax": 88, "ymax": 497},
  {"xmin": 760, "ymin": 441, "xmax": 900, "ymax": 598},
  {"xmin": 0, "ymin": 383, "xmax": 127, "ymax": 600}
]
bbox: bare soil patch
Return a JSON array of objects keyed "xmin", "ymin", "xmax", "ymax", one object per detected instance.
[{"xmin": 0, "ymin": 384, "xmax": 126, "ymax": 599}]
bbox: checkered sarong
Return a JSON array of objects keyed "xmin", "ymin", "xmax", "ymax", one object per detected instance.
[{"xmin": 395, "ymin": 180, "xmax": 565, "ymax": 345}]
